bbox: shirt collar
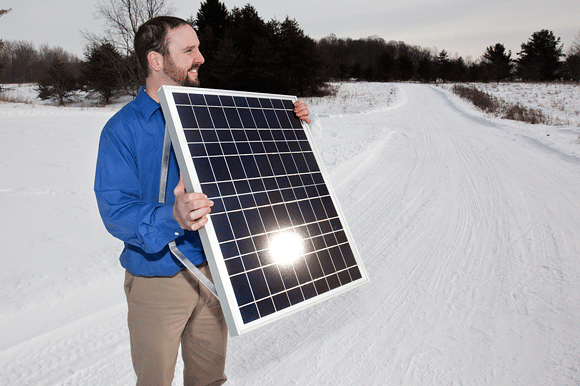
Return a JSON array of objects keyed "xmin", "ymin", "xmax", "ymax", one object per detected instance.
[{"xmin": 134, "ymin": 86, "xmax": 162, "ymax": 122}]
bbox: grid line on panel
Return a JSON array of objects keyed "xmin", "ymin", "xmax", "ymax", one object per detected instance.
[{"xmin": 172, "ymin": 90, "xmax": 363, "ymax": 326}]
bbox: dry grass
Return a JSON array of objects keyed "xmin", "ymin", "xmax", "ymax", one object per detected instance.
[
  {"xmin": 0, "ymin": 91, "xmax": 34, "ymax": 104},
  {"xmin": 451, "ymin": 84, "xmax": 548, "ymax": 125}
]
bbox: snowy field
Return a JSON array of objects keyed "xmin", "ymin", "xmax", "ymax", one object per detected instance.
[
  {"xmin": 1, "ymin": 82, "xmax": 579, "ymax": 385},
  {"xmin": 441, "ymin": 82, "xmax": 580, "ymax": 127}
]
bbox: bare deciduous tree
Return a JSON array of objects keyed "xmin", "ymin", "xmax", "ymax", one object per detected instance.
[
  {"xmin": 85, "ymin": 0, "xmax": 175, "ymax": 94},
  {"xmin": 0, "ymin": 8, "xmax": 12, "ymax": 89},
  {"xmin": 571, "ymin": 31, "xmax": 580, "ymax": 56},
  {"xmin": 94, "ymin": 0, "xmax": 175, "ymax": 54}
]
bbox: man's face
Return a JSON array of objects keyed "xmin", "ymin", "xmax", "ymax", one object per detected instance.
[{"xmin": 162, "ymin": 24, "xmax": 204, "ymax": 87}]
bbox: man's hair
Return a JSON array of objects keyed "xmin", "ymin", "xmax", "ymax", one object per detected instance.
[{"xmin": 134, "ymin": 16, "xmax": 191, "ymax": 77}]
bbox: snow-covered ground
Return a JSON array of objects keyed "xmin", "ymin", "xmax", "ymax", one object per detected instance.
[
  {"xmin": 1, "ymin": 82, "xmax": 579, "ymax": 385},
  {"xmin": 441, "ymin": 82, "xmax": 580, "ymax": 127}
]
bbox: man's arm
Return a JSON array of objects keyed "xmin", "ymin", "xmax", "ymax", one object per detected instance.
[{"xmin": 95, "ymin": 124, "xmax": 187, "ymax": 254}]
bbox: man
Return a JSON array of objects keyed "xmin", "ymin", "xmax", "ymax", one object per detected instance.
[{"xmin": 94, "ymin": 16, "xmax": 311, "ymax": 386}]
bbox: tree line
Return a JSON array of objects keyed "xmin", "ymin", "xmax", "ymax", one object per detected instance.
[
  {"xmin": 1, "ymin": 0, "xmax": 579, "ymax": 105},
  {"xmin": 318, "ymin": 29, "xmax": 579, "ymax": 83}
]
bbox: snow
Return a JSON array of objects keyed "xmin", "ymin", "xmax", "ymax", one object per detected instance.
[
  {"xmin": 467, "ymin": 82, "xmax": 580, "ymax": 127},
  {"xmin": 1, "ymin": 82, "xmax": 579, "ymax": 385}
]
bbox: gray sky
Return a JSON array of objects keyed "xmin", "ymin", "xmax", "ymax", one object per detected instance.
[{"xmin": 1, "ymin": 0, "xmax": 579, "ymax": 61}]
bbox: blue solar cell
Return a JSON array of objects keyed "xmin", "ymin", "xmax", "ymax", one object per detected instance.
[
  {"xmin": 216, "ymin": 129, "xmax": 234, "ymax": 142},
  {"xmin": 287, "ymin": 287, "xmax": 304, "ymax": 305},
  {"xmin": 251, "ymin": 109, "xmax": 268, "ymax": 128},
  {"xmin": 235, "ymin": 142, "xmax": 251, "ymax": 155},
  {"xmin": 250, "ymin": 233, "xmax": 265, "ymax": 247},
  {"xmin": 190, "ymin": 93, "xmax": 206, "ymax": 106},
  {"xmin": 247, "ymin": 269, "xmax": 270, "ymax": 300},
  {"xmin": 264, "ymin": 110, "xmax": 279, "ymax": 128},
  {"xmin": 209, "ymin": 107, "xmax": 228, "ymax": 128},
  {"xmin": 173, "ymin": 93, "xmax": 191, "ymax": 105},
  {"xmin": 231, "ymin": 274, "xmax": 253, "ymax": 306},
  {"xmin": 225, "ymin": 256, "xmax": 244, "ymax": 275},
  {"xmin": 271, "ymin": 98, "xmax": 284, "ymax": 109},
  {"xmin": 177, "ymin": 106, "xmax": 197, "ymax": 128},
  {"xmin": 219, "ymin": 95, "xmax": 235, "ymax": 107},
  {"xmin": 200, "ymin": 129, "xmax": 218, "ymax": 142},
  {"xmin": 222, "ymin": 196, "xmax": 241, "ymax": 212},
  {"xmin": 257, "ymin": 297, "xmax": 276, "ymax": 318},
  {"xmin": 193, "ymin": 106, "xmax": 212, "ymax": 127},
  {"xmin": 259, "ymin": 98, "xmax": 273, "ymax": 108},
  {"xmin": 204, "ymin": 143, "xmax": 221, "ymax": 156},
  {"xmin": 189, "ymin": 143, "xmax": 207, "ymax": 157},
  {"xmin": 263, "ymin": 265, "xmax": 285, "ymax": 293},
  {"xmin": 234, "ymin": 180, "xmax": 251, "ymax": 194},
  {"xmin": 205, "ymin": 94, "xmax": 221, "ymax": 106},
  {"xmin": 225, "ymin": 156, "xmax": 245, "ymax": 178},
  {"xmin": 184, "ymin": 129, "xmax": 202, "ymax": 142},
  {"xmin": 212, "ymin": 213, "xmax": 234, "ymax": 242},
  {"xmin": 238, "ymin": 109, "xmax": 255, "ymax": 128},
  {"xmin": 221, "ymin": 241, "xmax": 239, "ymax": 258},
  {"xmin": 239, "ymin": 193, "xmax": 257, "ymax": 209},
  {"xmin": 242, "ymin": 253, "xmax": 260, "ymax": 270}
]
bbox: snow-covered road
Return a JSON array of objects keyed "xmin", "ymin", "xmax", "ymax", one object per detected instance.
[
  {"xmin": 1, "ymin": 83, "xmax": 579, "ymax": 385},
  {"xmin": 228, "ymin": 84, "xmax": 580, "ymax": 385}
]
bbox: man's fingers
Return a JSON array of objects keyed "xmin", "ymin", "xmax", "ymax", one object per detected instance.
[
  {"xmin": 294, "ymin": 100, "xmax": 311, "ymax": 124},
  {"xmin": 173, "ymin": 188, "xmax": 214, "ymax": 230}
]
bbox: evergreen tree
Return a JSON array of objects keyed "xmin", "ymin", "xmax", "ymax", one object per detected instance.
[
  {"xmin": 82, "ymin": 42, "xmax": 124, "ymax": 104},
  {"xmin": 396, "ymin": 53, "xmax": 414, "ymax": 81},
  {"xmin": 436, "ymin": 50, "xmax": 451, "ymax": 81},
  {"xmin": 276, "ymin": 17, "xmax": 327, "ymax": 95},
  {"xmin": 377, "ymin": 47, "xmax": 397, "ymax": 81},
  {"xmin": 564, "ymin": 31, "xmax": 580, "ymax": 81},
  {"xmin": 516, "ymin": 29, "xmax": 564, "ymax": 81},
  {"xmin": 195, "ymin": 0, "xmax": 229, "ymax": 38},
  {"xmin": 192, "ymin": 0, "xmax": 230, "ymax": 88},
  {"xmin": 416, "ymin": 53, "xmax": 435, "ymax": 82},
  {"xmin": 37, "ymin": 55, "xmax": 78, "ymax": 105},
  {"xmin": 207, "ymin": 36, "xmax": 243, "ymax": 88},
  {"xmin": 214, "ymin": 5, "xmax": 271, "ymax": 91},
  {"xmin": 564, "ymin": 54, "xmax": 580, "ymax": 81},
  {"xmin": 194, "ymin": 3, "xmax": 327, "ymax": 95},
  {"xmin": 449, "ymin": 57, "xmax": 468, "ymax": 82},
  {"xmin": 482, "ymin": 43, "xmax": 513, "ymax": 82}
]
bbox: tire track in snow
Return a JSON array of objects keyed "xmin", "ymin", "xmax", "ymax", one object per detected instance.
[
  {"xmin": 0, "ymin": 304, "xmax": 134, "ymax": 386},
  {"xmin": 242, "ymin": 83, "xmax": 580, "ymax": 386}
]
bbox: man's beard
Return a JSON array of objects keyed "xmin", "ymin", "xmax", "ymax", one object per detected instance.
[{"xmin": 163, "ymin": 55, "xmax": 200, "ymax": 87}]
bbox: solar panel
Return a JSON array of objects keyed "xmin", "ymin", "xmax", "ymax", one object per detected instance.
[{"xmin": 158, "ymin": 85, "xmax": 368, "ymax": 336}]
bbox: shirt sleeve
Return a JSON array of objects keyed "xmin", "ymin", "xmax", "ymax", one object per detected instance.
[{"xmin": 94, "ymin": 120, "xmax": 185, "ymax": 254}]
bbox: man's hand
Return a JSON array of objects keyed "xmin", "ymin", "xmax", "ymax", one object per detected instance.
[
  {"xmin": 173, "ymin": 176, "xmax": 213, "ymax": 231},
  {"xmin": 294, "ymin": 100, "xmax": 311, "ymax": 124}
]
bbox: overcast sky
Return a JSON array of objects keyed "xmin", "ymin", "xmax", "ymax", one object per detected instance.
[{"xmin": 1, "ymin": 0, "xmax": 579, "ymax": 61}]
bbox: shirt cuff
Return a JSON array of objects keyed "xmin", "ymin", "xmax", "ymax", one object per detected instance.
[{"xmin": 156, "ymin": 203, "xmax": 185, "ymax": 240}]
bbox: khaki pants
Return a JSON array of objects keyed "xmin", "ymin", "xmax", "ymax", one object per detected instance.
[{"xmin": 124, "ymin": 265, "xmax": 228, "ymax": 386}]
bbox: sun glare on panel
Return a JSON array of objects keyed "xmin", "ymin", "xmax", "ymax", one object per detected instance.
[{"xmin": 269, "ymin": 231, "xmax": 304, "ymax": 265}]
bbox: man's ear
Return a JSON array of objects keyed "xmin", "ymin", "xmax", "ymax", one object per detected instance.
[{"xmin": 147, "ymin": 51, "xmax": 164, "ymax": 73}]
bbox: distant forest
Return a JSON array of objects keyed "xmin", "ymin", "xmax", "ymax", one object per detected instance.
[{"xmin": 1, "ymin": 1, "xmax": 579, "ymax": 104}]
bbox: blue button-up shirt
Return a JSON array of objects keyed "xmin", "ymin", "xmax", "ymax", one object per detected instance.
[{"xmin": 95, "ymin": 87, "xmax": 205, "ymax": 276}]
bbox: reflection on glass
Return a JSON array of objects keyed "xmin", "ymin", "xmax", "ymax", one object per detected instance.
[{"xmin": 269, "ymin": 231, "xmax": 304, "ymax": 265}]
